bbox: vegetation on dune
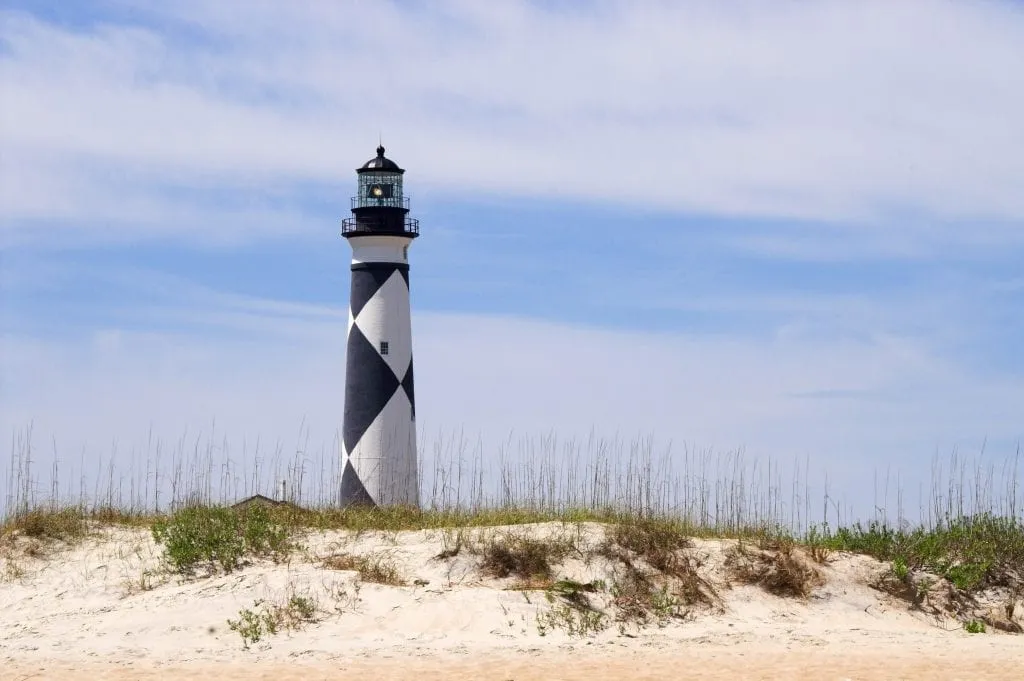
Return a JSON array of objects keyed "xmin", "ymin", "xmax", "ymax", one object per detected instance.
[
  {"xmin": 725, "ymin": 537, "xmax": 823, "ymax": 599},
  {"xmin": 322, "ymin": 551, "xmax": 406, "ymax": 586},
  {"xmin": 4, "ymin": 499, "xmax": 1022, "ymax": 597},
  {"xmin": 150, "ymin": 504, "xmax": 292, "ymax": 575},
  {"xmin": 596, "ymin": 517, "xmax": 720, "ymax": 626},
  {"xmin": 822, "ymin": 513, "xmax": 1024, "ymax": 593},
  {"xmin": 473, "ymin": 530, "xmax": 577, "ymax": 582},
  {"xmin": 227, "ymin": 592, "xmax": 320, "ymax": 649},
  {"xmin": 2, "ymin": 427, "xmax": 1022, "ymax": 639},
  {"xmin": 3, "ymin": 506, "xmax": 88, "ymax": 543}
]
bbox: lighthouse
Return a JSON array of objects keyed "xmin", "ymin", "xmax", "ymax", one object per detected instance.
[{"xmin": 339, "ymin": 145, "xmax": 420, "ymax": 508}]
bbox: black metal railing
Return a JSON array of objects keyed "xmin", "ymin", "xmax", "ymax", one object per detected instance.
[
  {"xmin": 351, "ymin": 196, "xmax": 410, "ymax": 210},
  {"xmin": 341, "ymin": 216, "xmax": 420, "ymax": 235}
]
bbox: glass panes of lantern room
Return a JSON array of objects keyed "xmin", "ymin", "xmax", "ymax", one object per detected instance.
[{"xmin": 357, "ymin": 172, "xmax": 405, "ymax": 208}]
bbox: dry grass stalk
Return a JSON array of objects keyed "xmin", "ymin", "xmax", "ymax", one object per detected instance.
[
  {"xmin": 322, "ymin": 552, "xmax": 406, "ymax": 586},
  {"xmin": 472, "ymin": 531, "xmax": 576, "ymax": 582},
  {"xmin": 726, "ymin": 540, "xmax": 823, "ymax": 598},
  {"xmin": 593, "ymin": 519, "xmax": 720, "ymax": 628}
]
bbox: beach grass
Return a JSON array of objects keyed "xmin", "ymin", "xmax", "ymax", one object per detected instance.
[{"xmin": 3, "ymin": 425, "xmax": 1022, "ymax": 605}]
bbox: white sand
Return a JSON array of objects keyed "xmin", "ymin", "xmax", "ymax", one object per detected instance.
[{"xmin": 2, "ymin": 521, "xmax": 1022, "ymax": 680}]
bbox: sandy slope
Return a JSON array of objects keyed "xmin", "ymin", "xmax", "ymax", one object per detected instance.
[{"xmin": 2, "ymin": 522, "xmax": 1022, "ymax": 680}]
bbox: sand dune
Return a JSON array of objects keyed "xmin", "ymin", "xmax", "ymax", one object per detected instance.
[{"xmin": 3, "ymin": 522, "xmax": 1022, "ymax": 680}]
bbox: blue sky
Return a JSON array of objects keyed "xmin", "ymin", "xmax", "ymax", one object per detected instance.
[{"xmin": 1, "ymin": 0, "xmax": 1022, "ymax": 520}]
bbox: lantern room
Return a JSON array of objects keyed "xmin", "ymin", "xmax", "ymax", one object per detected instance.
[{"xmin": 342, "ymin": 145, "xmax": 419, "ymax": 238}]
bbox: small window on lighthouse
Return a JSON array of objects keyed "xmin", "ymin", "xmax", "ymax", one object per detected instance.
[{"xmin": 380, "ymin": 341, "xmax": 389, "ymax": 355}]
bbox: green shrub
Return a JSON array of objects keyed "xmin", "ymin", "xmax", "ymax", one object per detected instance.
[
  {"xmin": 823, "ymin": 513, "xmax": 1024, "ymax": 595},
  {"xmin": 151, "ymin": 505, "xmax": 291, "ymax": 575},
  {"xmin": 536, "ymin": 599, "xmax": 608, "ymax": 637},
  {"xmin": 964, "ymin": 619, "xmax": 986, "ymax": 634},
  {"xmin": 891, "ymin": 556, "xmax": 910, "ymax": 582},
  {"xmin": 227, "ymin": 593, "xmax": 319, "ymax": 649}
]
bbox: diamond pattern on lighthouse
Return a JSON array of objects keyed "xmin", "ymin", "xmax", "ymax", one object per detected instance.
[
  {"xmin": 339, "ymin": 458, "xmax": 374, "ymax": 505},
  {"xmin": 349, "ymin": 265, "xmax": 398, "ymax": 320},
  {"xmin": 350, "ymin": 266, "xmax": 413, "ymax": 380},
  {"xmin": 342, "ymin": 324, "xmax": 400, "ymax": 455},
  {"xmin": 341, "ymin": 261, "xmax": 418, "ymax": 503},
  {"xmin": 400, "ymin": 357, "xmax": 415, "ymax": 419},
  {"xmin": 347, "ymin": 388, "xmax": 417, "ymax": 506}
]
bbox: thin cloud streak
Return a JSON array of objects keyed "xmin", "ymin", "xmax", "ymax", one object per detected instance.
[{"xmin": 2, "ymin": 0, "xmax": 1023, "ymax": 249}]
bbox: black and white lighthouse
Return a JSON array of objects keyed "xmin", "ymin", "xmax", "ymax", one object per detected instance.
[{"xmin": 339, "ymin": 145, "xmax": 419, "ymax": 508}]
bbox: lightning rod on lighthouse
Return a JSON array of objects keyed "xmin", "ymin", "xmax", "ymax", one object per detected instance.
[{"xmin": 339, "ymin": 145, "xmax": 419, "ymax": 508}]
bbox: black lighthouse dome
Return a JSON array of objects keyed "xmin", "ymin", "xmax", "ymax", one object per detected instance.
[
  {"xmin": 342, "ymin": 144, "xmax": 419, "ymax": 239},
  {"xmin": 358, "ymin": 145, "xmax": 404, "ymax": 173}
]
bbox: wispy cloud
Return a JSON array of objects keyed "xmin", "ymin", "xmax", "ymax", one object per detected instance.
[{"xmin": 2, "ymin": 0, "xmax": 1023, "ymax": 250}]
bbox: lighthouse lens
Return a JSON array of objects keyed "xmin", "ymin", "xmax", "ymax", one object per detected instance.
[{"xmin": 362, "ymin": 180, "xmax": 395, "ymax": 205}]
